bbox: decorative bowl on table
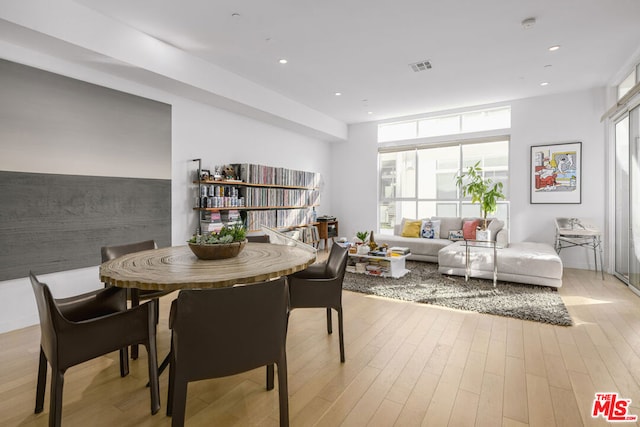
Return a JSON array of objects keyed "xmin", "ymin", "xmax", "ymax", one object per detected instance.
[
  {"xmin": 188, "ymin": 239, "xmax": 247, "ymax": 260},
  {"xmin": 187, "ymin": 224, "xmax": 248, "ymax": 260}
]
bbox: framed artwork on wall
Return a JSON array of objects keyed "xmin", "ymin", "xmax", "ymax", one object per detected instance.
[{"xmin": 530, "ymin": 142, "xmax": 582, "ymax": 204}]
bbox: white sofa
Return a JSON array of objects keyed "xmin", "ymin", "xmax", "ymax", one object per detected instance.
[
  {"xmin": 375, "ymin": 216, "xmax": 563, "ymax": 288},
  {"xmin": 375, "ymin": 217, "xmax": 508, "ymax": 262}
]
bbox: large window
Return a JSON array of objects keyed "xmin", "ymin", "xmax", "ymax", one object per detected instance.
[
  {"xmin": 379, "ymin": 139, "xmax": 509, "ymax": 234},
  {"xmin": 378, "ymin": 106, "xmax": 511, "ymax": 143}
]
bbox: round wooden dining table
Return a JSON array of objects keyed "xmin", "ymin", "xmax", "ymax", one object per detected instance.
[
  {"xmin": 100, "ymin": 243, "xmax": 317, "ymax": 290},
  {"xmin": 100, "ymin": 241, "xmax": 316, "ymax": 379}
]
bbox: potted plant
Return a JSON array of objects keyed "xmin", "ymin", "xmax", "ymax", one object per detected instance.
[
  {"xmin": 355, "ymin": 231, "xmax": 369, "ymax": 244},
  {"xmin": 188, "ymin": 223, "xmax": 248, "ymax": 259},
  {"xmin": 455, "ymin": 161, "xmax": 505, "ymax": 236},
  {"xmin": 355, "ymin": 231, "xmax": 370, "ymax": 254}
]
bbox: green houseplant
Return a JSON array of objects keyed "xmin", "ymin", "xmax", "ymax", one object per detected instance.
[
  {"xmin": 355, "ymin": 231, "xmax": 369, "ymax": 243},
  {"xmin": 455, "ymin": 161, "xmax": 505, "ymax": 230}
]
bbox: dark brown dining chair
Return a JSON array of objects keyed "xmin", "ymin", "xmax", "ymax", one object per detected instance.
[
  {"xmin": 167, "ymin": 277, "xmax": 289, "ymax": 427},
  {"xmin": 101, "ymin": 239, "xmax": 173, "ymax": 359},
  {"xmin": 29, "ymin": 272, "xmax": 160, "ymax": 427},
  {"xmin": 287, "ymin": 243, "xmax": 349, "ymax": 362}
]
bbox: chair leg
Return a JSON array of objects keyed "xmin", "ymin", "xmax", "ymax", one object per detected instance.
[
  {"xmin": 337, "ymin": 307, "xmax": 345, "ymax": 363},
  {"xmin": 131, "ymin": 289, "xmax": 141, "ymax": 360},
  {"xmin": 35, "ymin": 348, "xmax": 47, "ymax": 414},
  {"xmin": 277, "ymin": 358, "xmax": 290, "ymax": 427},
  {"xmin": 266, "ymin": 364, "xmax": 275, "ymax": 390},
  {"xmin": 170, "ymin": 376, "xmax": 188, "ymax": 427},
  {"xmin": 146, "ymin": 307, "xmax": 160, "ymax": 415},
  {"xmin": 153, "ymin": 298, "xmax": 160, "ymax": 324},
  {"xmin": 167, "ymin": 339, "xmax": 176, "ymax": 417},
  {"xmin": 326, "ymin": 307, "xmax": 333, "ymax": 334},
  {"xmin": 119, "ymin": 347, "xmax": 129, "ymax": 377},
  {"xmin": 145, "ymin": 343, "xmax": 160, "ymax": 415},
  {"xmin": 50, "ymin": 369, "xmax": 65, "ymax": 427}
]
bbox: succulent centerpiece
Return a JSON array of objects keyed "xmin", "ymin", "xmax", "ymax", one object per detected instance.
[{"xmin": 188, "ymin": 223, "xmax": 248, "ymax": 260}]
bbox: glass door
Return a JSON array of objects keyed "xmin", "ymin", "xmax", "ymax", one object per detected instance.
[
  {"xmin": 617, "ymin": 105, "xmax": 640, "ymax": 290},
  {"xmin": 630, "ymin": 105, "xmax": 640, "ymax": 290},
  {"xmin": 615, "ymin": 116, "xmax": 630, "ymax": 282}
]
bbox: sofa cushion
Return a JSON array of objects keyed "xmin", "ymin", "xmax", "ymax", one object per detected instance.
[
  {"xmin": 431, "ymin": 217, "xmax": 463, "ymax": 237},
  {"xmin": 401, "ymin": 220, "xmax": 422, "ymax": 237}
]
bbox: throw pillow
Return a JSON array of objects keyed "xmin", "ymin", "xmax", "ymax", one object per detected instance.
[
  {"xmin": 448, "ymin": 230, "xmax": 464, "ymax": 241},
  {"xmin": 421, "ymin": 219, "xmax": 441, "ymax": 239},
  {"xmin": 401, "ymin": 220, "xmax": 422, "ymax": 237},
  {"xmin": 462, "ymin": 219, "xmax": 480, "ymax": 240},
  {"xmin": 432, "ymin": 216, "xmax": 463, "ymax": 237}
]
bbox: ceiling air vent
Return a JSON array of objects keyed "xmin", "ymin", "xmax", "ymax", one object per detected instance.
[{"xmin": 410, "ymin": 60, "xmax": 432, "ymax": 72}]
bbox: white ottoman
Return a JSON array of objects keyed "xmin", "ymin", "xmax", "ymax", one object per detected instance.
[{"xmin": 438, "ymin": 241, "xmax": 563, "ymax": 288}]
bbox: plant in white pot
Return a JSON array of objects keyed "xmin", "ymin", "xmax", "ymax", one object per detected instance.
[
  {"xmin": 455, "ymin": 161, "xmax": 505, "ymax": 240},
  {"xmin": 354, "ymin": 231, "xmax": 370, "ymax": 254}
]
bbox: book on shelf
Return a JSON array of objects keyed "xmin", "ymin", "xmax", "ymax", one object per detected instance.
[
  {"xmin": 237, "ymin": 163, "xmax": 320, "ymax": 188},
  {"xmin": 204, "ymin": 211, "xmax": 223, "ymax": 233}
]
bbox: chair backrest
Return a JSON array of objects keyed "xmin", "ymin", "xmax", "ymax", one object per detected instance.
[
  {"xmin": 171, "ymin": 278, "xmax": 288, "ymax": 382},
  {"xmin": 326, "ymin": 244, "xmax": 349, "ymax": 280},
  {"xmin": 101, "ymin": 240, "xmax": 157, "ymax": 262},
  {"xmin": 29, "ymin": 272, "xmax": 65, "ymax": 359}
]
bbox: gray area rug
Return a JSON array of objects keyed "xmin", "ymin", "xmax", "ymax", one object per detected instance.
[{"xmin": 343, "ymin": 261, "xmax": 572, "ymax": 326}]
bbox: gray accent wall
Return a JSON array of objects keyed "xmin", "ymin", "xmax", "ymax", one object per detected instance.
[
  {"xmin": 0, "ymin": 171, "xmax": 171, "ymax": 281},
  {"xmin": 0, "ymin": 59, "xmax": 172, "ymax": 281}
]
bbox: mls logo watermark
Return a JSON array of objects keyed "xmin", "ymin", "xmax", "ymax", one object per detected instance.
[{"xmin": 592, "ymin": 393, "xmax": 638, "ymax": 422}]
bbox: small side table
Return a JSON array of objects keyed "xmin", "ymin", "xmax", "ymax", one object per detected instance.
[
  {"xmin": 316, "ymin": 219, "xmax": 338, "ymax": 251},
  {"xmin": 465, "ymin": 239, "xmax": 500, "ymax": 287},
  {"xmin": 554, "ymin": 217, "xmax": 604, "ymax": 280}
]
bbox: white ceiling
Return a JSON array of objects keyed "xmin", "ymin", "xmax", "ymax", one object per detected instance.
[
  {"xmin": 70, "ymin": 0, "xmax": 640, "ymax": 123},
  {"xmin": 68, "ymin": 0, "xmax": 640, "ymax": 125}
]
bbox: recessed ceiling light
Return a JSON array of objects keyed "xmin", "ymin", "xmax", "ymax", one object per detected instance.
[
  {"xmin": 278, "ymin": 59, "xmax": 288, "ymax": 64},
  {"xmin": 540, "ymin": 82, "xmax": 549, "ymax": 86},
  {"xmin": 548, "ymin": 45, "xmax": 561, "ymax": 52},
  {"xmin": 231, "ymin": 13, "xmax": 240, "ymax": 19},
  {"xmin": 334, "ymin": 92, "xmax": 342, "ymax": 96},
  {"xmin": 367, "ymin": 111, "xmax": 373, "ymax": 115}
]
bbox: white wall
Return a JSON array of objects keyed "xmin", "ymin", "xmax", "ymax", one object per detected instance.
[
  {"xmin": 170, "ymin": 98, "xmax": 333, "ymax": 245},
  {"xmin": 0, "ymin": 51, "xmax": 332, "ymax": 333},
  {"xmin": 510, "ymin": 88, "xmax": 607, "ymax": 269},
  {"xmin": 331, "ymin": 87, "xmax": 607, "ymax": 271}
]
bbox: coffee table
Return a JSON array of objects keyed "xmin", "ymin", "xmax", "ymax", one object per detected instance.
[
  {"xmin": 347, "ymin": 252, "xmax": 410, "ymax": 278},
  {"xmin": 465, "ymin": 239, "xmax": 502, "ymax": 287}
]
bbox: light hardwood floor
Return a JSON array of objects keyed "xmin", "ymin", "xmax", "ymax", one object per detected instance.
[{"xmin": 2, "ymin": 266, "xmax": 640, "ymax": 426}]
